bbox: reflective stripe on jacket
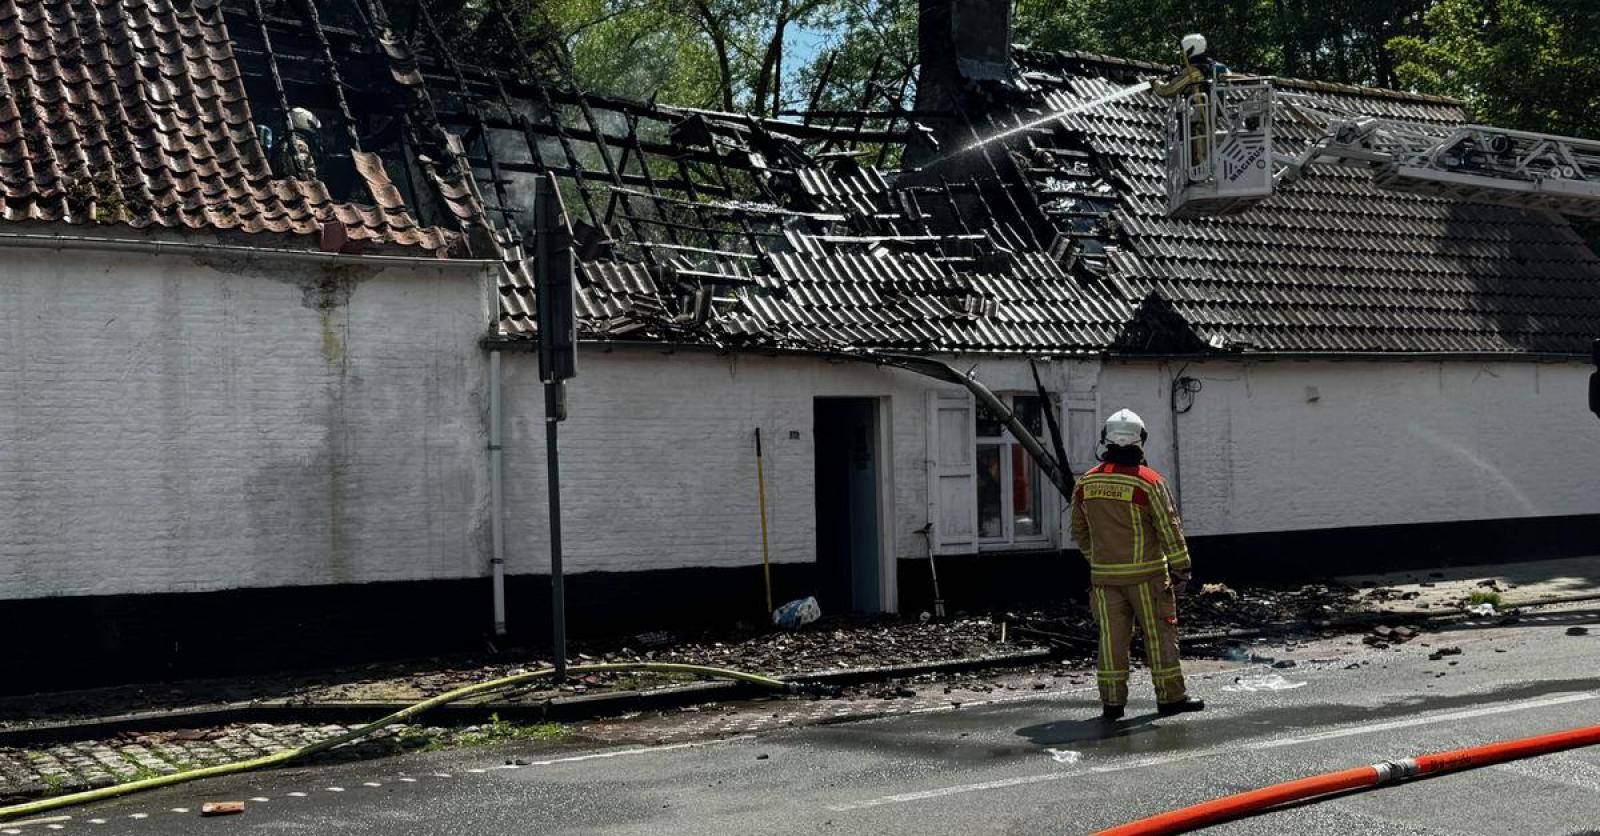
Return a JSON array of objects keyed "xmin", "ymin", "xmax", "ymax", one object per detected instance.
[{"xmin": 1069, "ymin": 462, "xmax": 1191, "ymax": 585}]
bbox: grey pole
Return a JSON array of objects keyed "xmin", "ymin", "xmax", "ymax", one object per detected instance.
[{"xmin": 545, "ymin": 380, "xmax": 567, "ymax": 681}]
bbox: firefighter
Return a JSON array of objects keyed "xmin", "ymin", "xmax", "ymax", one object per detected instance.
[
  {"xmin": 1151, "ymin": 34, "xmax": 1227, "ymax": 98},
  {"xmin": 1070, "ymin": 409, "xmax": 1205, "ymax": 720},
  {"xmin": 1153, "ymin": 35, "xmax": 1231, "ymax": 186}
]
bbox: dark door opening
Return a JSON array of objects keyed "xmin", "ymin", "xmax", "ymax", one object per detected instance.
[{"xmin": 814, "ymin": 398, "xmax": 882, "ymax": 614}]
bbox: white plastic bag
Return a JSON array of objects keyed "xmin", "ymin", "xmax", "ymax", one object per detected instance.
[{"xmin": 773, "ymin": 596, "xmax": 821, "ymax": 629}]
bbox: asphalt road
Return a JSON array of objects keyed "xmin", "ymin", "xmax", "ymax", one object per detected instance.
[{"xmin": 11, "ymin": 604, "xmax": 1600, "ymax": 835}]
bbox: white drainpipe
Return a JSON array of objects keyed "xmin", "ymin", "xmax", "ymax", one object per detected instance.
[{"xmin": 489, "ymin": 350, "xmax": 507, "ymax": 636}]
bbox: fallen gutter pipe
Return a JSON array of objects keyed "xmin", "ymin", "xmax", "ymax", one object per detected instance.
[
  {"xmin": 489, "ymin": 350, "xmax": 507, "ymax": 636},
  {"xmin": 1095, "ymin": 722, "xmax": 1600, "ymax": 835},
  {"xmin": 0, "ymin": 663, "xmax": 812, "ymax": 822},
  {"xmin": 0, "ymin": 231, "xmax": 495, "ymax": 269},
  {"xmin": 870, "ymin": 353, "xmax": 1073, "ymax": 498}
]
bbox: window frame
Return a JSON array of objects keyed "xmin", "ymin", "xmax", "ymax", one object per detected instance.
[{"xmin": 975, "ymin": 393, "xmax": 1059, "ymax": 552}]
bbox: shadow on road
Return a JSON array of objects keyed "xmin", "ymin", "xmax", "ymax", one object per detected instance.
[{"xmin": 1014, "ymin": 712, "xmax": 1162, "ymax": 746}]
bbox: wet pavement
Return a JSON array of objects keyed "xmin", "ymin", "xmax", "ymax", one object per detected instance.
[{"xmin": 13, "ymin": 602, "xmax": 1600, "ymax": 835}]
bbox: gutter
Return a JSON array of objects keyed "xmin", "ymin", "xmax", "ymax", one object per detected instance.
[
  {"xmin": 0, "ymin": 231, "xmax": 497, "ymax": 269},
  {"xmin": 485, "ymin": 336, "xmax": 1591, "ymax": 364}
]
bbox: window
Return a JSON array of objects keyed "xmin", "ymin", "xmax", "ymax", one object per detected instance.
[
  {"xmin": 975, "ymin": 394, "xmax": 1052, "ymax": 547},
  {"xmin": 924, "ymin": 390, "xmax": 1066, "ymax": 556}
]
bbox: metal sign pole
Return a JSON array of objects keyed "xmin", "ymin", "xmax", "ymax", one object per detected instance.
[
  {"xmin": 544, "ymin": 380, "xmax": 566, "ymax": 681},
  {"xmin": 534, "ymin": 174, "xmax": 577, "ymax": 682}
]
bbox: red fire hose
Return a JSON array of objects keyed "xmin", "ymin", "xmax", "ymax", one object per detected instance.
[{"xmin": 1095, "ymin": 723, "xmax": 1600, "ymax": 835}]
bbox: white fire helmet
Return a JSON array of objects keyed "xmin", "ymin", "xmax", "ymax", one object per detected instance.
[
  {"xmin": 1102, "ymin": 408, "xmax": 1147, "ymax": 447},
  {"xmin": 1181, "ymin": 34, "xmax": 1208, "ymax": 61}
]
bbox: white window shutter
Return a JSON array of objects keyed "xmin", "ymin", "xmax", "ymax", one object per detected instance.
[
  {"xmin": 926, "ymin": 389, "xmax": 978, "ymax": 555},
  {"xmin": 1065, "ymin": 393, "xmax": 1101, "ymax": 476}
]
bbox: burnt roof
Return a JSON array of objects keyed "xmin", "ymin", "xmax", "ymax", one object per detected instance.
[
  {"xmin": 505, "ymin": 46, "xmax": 1600, "ymax": 356},
  {"xmin": 0, "ymin": 0, "xmax": 463, "ymax": 254},
  {"xmin": 7, "ymin": 2, "xmax": 1597, "ymax": 355}
]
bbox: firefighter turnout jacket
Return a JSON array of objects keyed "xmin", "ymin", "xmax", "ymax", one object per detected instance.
[{"xmin": 1069, "ymin": 463, "xmax": 1192, "ymax": 585}]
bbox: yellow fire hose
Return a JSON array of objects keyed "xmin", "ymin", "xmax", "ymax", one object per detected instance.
[{"xmin": 0, "ymin": 662, "xmax": 804, "ymax": 822}]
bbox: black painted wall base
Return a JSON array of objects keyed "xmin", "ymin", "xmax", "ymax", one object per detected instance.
[
  {"xmin": 0, "ymin": 563, "xmax": 815, "ymax": 698},
  {"xmin": 895, "ymin": 513, "xmax": 1600, "ymax": 614},
  {"xmin": 4, "ymin": 514, "xmax": 1597, "ymax": 696}
]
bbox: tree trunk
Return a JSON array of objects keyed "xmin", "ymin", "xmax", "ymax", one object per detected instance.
[
  {"xmin": 688, "ymin": 0, "xmax": 737, "ymax": 111},
  {"xmin": 1274, "ymin": 0, "xmax": 1299, "ymax": 76},
  {"xmin": 751, "ymin": 1, "xmax": 791, "ymax": 118}
]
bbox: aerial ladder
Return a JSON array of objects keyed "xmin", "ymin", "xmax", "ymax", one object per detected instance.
[
  {"xmin": 1158, "ymin": 37, "xmax": 1600, "ymax": 220},
  {"xmin": 1155, "ymin": 35, "xmax": 1600, "ymax": 419}
]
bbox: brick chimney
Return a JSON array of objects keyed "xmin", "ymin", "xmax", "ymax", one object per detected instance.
[{"xmin": 908, "ymin": 0, "xmax": 1014, "ymax": 169}]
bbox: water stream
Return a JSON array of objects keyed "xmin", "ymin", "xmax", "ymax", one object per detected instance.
[{"xmin": 923, "ymin": 80, "xmax": 1154, "ymax": 169}]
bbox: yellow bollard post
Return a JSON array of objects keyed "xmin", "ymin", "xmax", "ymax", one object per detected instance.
[{"xmin": 756, "ymin": 428, "xmax": 773, "ymax": 615}]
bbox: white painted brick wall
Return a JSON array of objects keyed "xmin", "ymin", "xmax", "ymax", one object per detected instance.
[
  {"xmin": 498, "ymin": 350, "xmax": 1098, "ymax": 575},
  {"xmin": 0, "ymin": 247, "xmax": 494, "ymax": 599},
  {"xmin": 8, "ymin": 258, "xmax": 1593, "ymax": 606},
  {"xmin": 502, "ymin": 351, "xmax": 1600, "ymax": 582},
  {"xmin": 1095, "ymin": 359, "xmax": 1600, "ymax": 536}
]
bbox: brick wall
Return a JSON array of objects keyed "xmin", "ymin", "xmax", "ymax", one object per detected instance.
[
  {"xmin": 0, "ymin": 247, "xmax": 495, "ymax": 599},
  {"xmin": 497, "ymin": 350, "xmax": 1099, "ymax": 576},
  {"xmin": 7, "ymin": 258, "xmax": 1593, "ymax": 609},
  {"xmin": 1096, "ymin": 358, "xmax": 1600, "ymax": 537}
]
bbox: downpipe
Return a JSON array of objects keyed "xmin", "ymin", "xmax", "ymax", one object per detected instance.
[
  {"xmin": 489, "ymin": 350, "xmax": 507, "ymax": 636},
  {"xmin": 1095, "ymin": 722, "xmax": 1600, "ymax": 835}
]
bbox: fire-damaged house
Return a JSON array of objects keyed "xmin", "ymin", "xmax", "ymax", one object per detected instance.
[{"xmin": 2, "ymin": 0, "xmax": 1598, "ymax": 690}]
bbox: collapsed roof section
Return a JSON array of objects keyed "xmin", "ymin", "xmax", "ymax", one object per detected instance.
[{"xmin": 211, "ymin": 0, "xmax": 1149, "ymax": 355}]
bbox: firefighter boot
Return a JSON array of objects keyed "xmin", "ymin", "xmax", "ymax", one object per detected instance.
[{"xmin": 1157, "ymin": 697, "xmax": 1205, "ymax": 716}]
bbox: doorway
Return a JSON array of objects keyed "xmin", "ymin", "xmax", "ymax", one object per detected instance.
[{"xmin": 814, "ymin": 398, "xmax": 884, "ymax": 614}]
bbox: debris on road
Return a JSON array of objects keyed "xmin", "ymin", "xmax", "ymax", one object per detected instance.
[
  {"xmin": 1568, "ymin": 627, "xmax": 1590, "ymax": 637},
  {"xmin": 1221, "ymin": 674, "xmax": 1307, "ymax": 693},
  {"xmin": 200, "ymin": 801, "xmax": 245, "ymax": 816},
  {"xmin": 1428, "ymin": 647, "xmax": 1463, "ymax": 661}
]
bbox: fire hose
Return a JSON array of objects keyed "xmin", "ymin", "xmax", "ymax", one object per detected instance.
[
  {"xmin": 0, "ymin": 662, "xmax": 822, "ymax": 822},
  {"xmin": 1095, "ymin": 722, "xmax": 1600, "ymax": 835}
]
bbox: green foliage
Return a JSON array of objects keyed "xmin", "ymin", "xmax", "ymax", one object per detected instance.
[
  {"xmin": 1013, "ymin": 0, "xmax": 1431, "ymax": 88},
  {"xmin": 1467, "ymin": 590, "xmax": 1504, "ymax": 607},
  {"xmin": 433, "ymin": 0, "xmax": 1597, "ymax": 157},
  {"xmin": 450, "ymin": 715, "xmax": 568, "ymax": 748},
  {"xmin": 1388, "ymin": 0, "xmax": 1600, "ymax": 138}
]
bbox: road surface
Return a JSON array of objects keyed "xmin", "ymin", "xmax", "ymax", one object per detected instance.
[{"xmin": 9, "ymin": 603, "xmax": 1600, "ymax": 835}]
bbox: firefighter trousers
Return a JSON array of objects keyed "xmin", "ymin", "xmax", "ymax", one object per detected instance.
[{"xmin": 1089, "ymin": 578, "xmax": 1188, "ymax": 707}]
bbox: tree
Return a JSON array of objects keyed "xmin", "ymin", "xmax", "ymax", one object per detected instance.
[
  {"xmin": 492, "ymin": 0, "xmax": 849, "ymax": 114},
  {"xmin": 1010, "ymin": 0, "xmax": 1429, "ymax": 89},
  {"xmin": 1388, "ymin": 0, "xmax": 1600, "ymax": 138}
]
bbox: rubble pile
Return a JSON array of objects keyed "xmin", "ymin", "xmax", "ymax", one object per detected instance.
[
  {"xmin": 649, "ymin": 616, "xmax": 1020, "ymax": 676},
  {"xmin": 1180, "ymin": 583, "xmax": 1365, "ymax": 630},
  {"xmin": 0, "ymin": 583, "xmax": 1375, "ymax": 723}
]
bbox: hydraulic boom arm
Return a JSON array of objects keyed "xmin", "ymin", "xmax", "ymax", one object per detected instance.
[{"xmin": 1163, "ymin": 77, "xmax": 1600, "ymax": 219}]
